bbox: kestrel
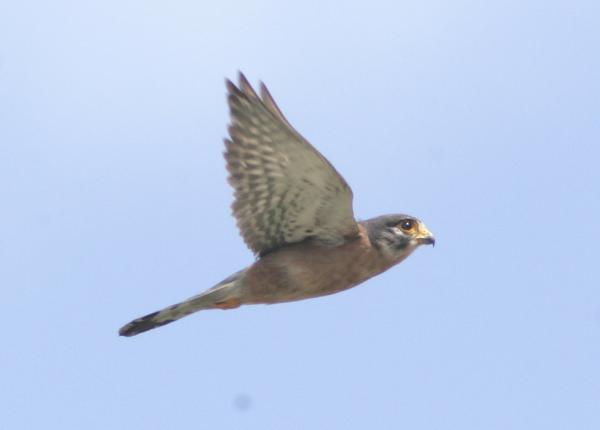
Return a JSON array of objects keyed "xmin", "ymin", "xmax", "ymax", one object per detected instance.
[{"xmin": 119, "ymin": 73, "xmax": 435, "ymax": 337}]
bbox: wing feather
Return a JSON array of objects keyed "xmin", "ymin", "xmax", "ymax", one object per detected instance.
[{"xmin": 224, "ymin": 73, "xmax": 358, "ymax": 255}]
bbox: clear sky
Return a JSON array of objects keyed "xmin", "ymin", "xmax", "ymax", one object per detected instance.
[{"xmin": 1, "ymin": 1, "xmax": 599, "ymax": 428}]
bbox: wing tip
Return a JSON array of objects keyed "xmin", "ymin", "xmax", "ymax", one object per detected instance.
[
  {"xmin": 225, "ymin": 77, "xmax": 237, "ymax": 95},
  {"xmin": 226, "ymin": 72, "xmax": 284, "ymax": 120},
  {"xmin": 259, "ymin": 80, "xmax": 290, "ymax": 125},
  {"xmin": 226, "ymin": 71, "xmax": 260, "ymax": 99}
]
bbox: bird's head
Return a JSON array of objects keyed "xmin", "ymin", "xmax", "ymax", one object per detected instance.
[{"xmin": 363, "ymin": 214, "xmax": 435, "ymax": 261}]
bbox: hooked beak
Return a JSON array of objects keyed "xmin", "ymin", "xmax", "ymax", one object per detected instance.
[
  {"xmin": 416, "ymin": 224, "xmax": 435, "ymax": 247},
  {"xmin": 418, "ymin": 236, "xmax": 436, "ymax": 246}
]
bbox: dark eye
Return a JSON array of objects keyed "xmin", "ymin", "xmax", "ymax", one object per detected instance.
[{"xmin": 400, "ymin": 219, "xmax": 414, "ymax": 231}]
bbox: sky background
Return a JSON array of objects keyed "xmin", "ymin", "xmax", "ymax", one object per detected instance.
[{"xmin": 1, "ymin": 1, "xmax": 599, "ymax": 428}]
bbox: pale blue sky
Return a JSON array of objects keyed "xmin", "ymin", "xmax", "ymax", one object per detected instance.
[{"xmin": 1, "ymin": 1, "xmax": 599, "ymax": 429}]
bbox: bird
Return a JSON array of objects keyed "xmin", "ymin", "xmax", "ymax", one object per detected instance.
[{"xmin": 119, "ymin": 72, "xmax": 435, "ymax": 337}]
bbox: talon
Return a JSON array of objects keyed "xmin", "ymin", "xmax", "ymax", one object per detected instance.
[{"xmin": 214, "ymin": 298, "xmax": 241, "ymax": 310}]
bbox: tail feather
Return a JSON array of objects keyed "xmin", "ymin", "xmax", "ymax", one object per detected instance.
[
  {"xmin": 119, "ymin": 310, "xmax": 174, "ymax": 337},
  {"xmin": 119, "ymin": 271, "xmax": 243, "ymax": 337},
  {"xmin": 118, "ymin": 297, "xmax": 205, "ymax": 337}
]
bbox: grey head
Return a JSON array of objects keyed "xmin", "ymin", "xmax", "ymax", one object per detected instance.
[{"xmin": 362, "ymin": 214, "xmax": 435, "ymax": 260}]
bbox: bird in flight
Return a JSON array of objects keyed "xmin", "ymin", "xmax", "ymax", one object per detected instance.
[{"xmin": 119, "ymin": 73, "xmax": 435, "ymax": 337}]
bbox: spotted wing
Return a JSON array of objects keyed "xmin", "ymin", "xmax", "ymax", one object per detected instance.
[{"xmin": 224, "ymin": 73, "xmax": 359, "ymax": 256}]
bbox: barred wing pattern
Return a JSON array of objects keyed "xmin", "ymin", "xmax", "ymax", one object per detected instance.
[{"xmin": 224, "ymin": 73, "xmax": 359, "ymax": 256}]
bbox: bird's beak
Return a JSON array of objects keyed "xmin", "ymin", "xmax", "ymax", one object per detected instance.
[{"xmin": 416, "ymin": 225, "xmax": 435, "ymax": 247}]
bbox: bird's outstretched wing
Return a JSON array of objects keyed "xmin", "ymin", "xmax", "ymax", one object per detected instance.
[{"xmin": 224, "ymin": 73, "xmax": 359, "ymax": 256}]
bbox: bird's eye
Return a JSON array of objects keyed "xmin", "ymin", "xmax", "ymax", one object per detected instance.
[{"xmin": 399, "ymin": 219, "xmax": 414, "ymax": 231}]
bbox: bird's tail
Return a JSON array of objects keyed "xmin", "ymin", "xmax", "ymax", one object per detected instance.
[{"xmin": 119, "ymin": 271, "xmax": 244, "ymax": 337}]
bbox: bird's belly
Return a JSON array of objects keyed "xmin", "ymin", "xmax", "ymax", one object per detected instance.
[{"xmin": 241, "ymin": 241, "xmax": 392, "ymax": 304}]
